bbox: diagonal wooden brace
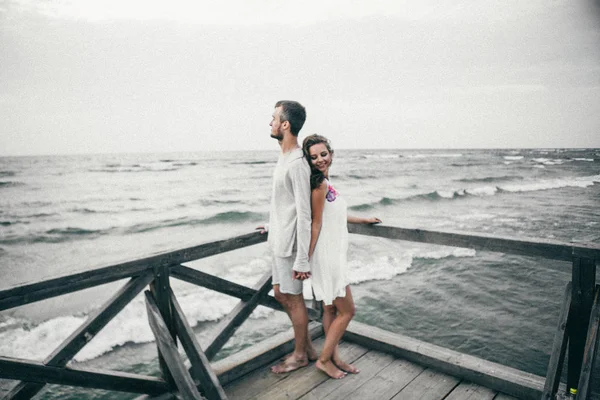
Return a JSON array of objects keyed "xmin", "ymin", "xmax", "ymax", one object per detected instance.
[{"xmin": 204, "ymin": 272, "xmax": 273, "ymax": 361}]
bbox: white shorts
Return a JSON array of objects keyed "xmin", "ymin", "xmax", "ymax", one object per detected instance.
[{"xmin": 272, "ymin": 253, "xmax": 303, "ymax": 295}]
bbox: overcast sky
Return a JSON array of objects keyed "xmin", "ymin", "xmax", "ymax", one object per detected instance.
[{"xmin": 1, "ymin": 0, "xmax": 599, "ymax": 156}]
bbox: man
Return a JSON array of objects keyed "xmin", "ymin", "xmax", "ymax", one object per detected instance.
[{"xmin": 258, "ymin": 100, "xmax": 317, "ymax": 373}]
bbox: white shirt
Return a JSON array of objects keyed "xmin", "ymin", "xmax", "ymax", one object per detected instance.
[{"xmin": 267, "ymin": 147, "xmax": 311, "ymax": 273}]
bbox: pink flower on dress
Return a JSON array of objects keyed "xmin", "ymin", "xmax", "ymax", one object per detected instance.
[{"xmin": 326, "ymin": 183, "xmax": 338, "ymax": 202}]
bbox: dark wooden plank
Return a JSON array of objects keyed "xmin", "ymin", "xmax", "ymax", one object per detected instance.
[
  {"xmin": 151, "ymin": 266, "xmax": 176, "ymax": 387},
  {"xmin": 224, "ymin": 337, "xmax": 325, "ymax": 400},
  {"xmin": 391, "ymin": 368, "xmax": 459, "ymax": 400},
  {"xmin": 344, "ymin": 321, "xmax": 544, "ymax": 400},
  {"xmin": 170, "ymin": 265, "xmax": 282, "ymax": 312},
  {"xmin": 576, "ymin": 285, "xmax": 600, "ymax": 399},
  {"xmin": 445, "ymin": 381, "xmax": 496, "ymax": 400},
  {"xmin": 0, "ymin": 231, "xmax": 267, "ymax": 312},
  {"xmin": 0, "ymin": 356, "xmax": 169, "ymax": 395},
  {"xmin": 299, "ymin": 350, "xmax": 395, "ymax": 400},
  {"xmin": 494, "ymin": 394, "xmax": 519, "ymax": 400},
  {"xmin": 348, "ymin": 224, "xmax": 600, "ymax": 262},
  {"xmin": 248, "ymin": 342, "xmax": 369, "ymax": 400},
  {"xmin": 542, "ymin": 281, "xmax": 572, "ymax": 400},
  {"xmin": 170, "ymin": 289, "xmax": 227, "ymax": 400},
  {"xmin": 145, "ymin": 291, "xmax": 204, "ymax": 400},
  {"xmin": 4, "ymin": 272, "xmax": 155, "ymax": 400},
  {"xmin": 345, "ymin": 358, "xmax": 425, "ymax": 400},
  {"xmin": 218, "ymin": 324, "xmax": 324, "ymax": 394},
  {"xmin": 567, "ymin": 257, "xmax": 596, "ymax": 390},
  {"xmin": 170, "ymin": 265, "xmax": 320, "ymax": 321},
  {"xmin": 205, "ymin": 272, "xmax": 273, "ymax": 361}
]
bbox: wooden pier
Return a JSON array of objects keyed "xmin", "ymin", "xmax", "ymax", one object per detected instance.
[{"xmin": 0, "ymin": 224, "xmax": 599, "ymax": 400}]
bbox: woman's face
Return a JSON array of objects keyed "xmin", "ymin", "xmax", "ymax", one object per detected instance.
[{"xmin": 308, "ymin": 142, "xmax": 333, "ymax": 174}]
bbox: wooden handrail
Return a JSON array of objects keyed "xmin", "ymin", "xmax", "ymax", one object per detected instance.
[
  {"xmin": 3, "ymin": 225, "xmax": 597, "ymax": 309},
  {"xmin": 348, "ymin": 224, "xmax": 600, "ymax": 262},
  {"xmin": 0, "ymin": 232, "xmax": 267, "ymax": 312}
]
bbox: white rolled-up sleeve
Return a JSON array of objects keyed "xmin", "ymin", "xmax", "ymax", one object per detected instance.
[{"xmin": 289, "ymin": 159, "xmax": 312, "ymax": 272}]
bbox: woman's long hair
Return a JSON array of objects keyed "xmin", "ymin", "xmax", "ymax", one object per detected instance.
[{"xmin": 302, "ymin": 134, "xmax": 334, "ymax": 190}]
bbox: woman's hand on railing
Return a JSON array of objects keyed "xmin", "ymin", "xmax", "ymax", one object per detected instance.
[{"xmin": 256, "ymin": 224, "xmax": 269, "ymax": 234}]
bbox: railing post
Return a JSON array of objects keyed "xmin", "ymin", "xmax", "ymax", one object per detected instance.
[
  {"xmin": 567, "ymin": 257, "xmax": 596, "ymax": 392},
  {"xmin": 151, "ymin": 264, "xmax": 176, "ymax": 386}
]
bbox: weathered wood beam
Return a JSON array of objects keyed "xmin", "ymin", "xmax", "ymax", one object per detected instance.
[
  {"xmin": 344, "ymin": 320, "xmax": 544, "ymax": 400},
  {"xmin": 542, "ymin": 281, "xmax": 572, "ymax": 399},
  {"xmin": 4, "ymin": 272, "xmax": 154, "ymax": 400},
  {"xmin": 0, "ymin": 231, "xmax": 267, "ymax": 312},
  {"xmin": 567, "ymin": 257, "xmax": 596, "ymax": 390},
  {"xmin": 145, "ymin": 291, "xmax": 204, "ymax": 400},
  {"xmin": 170, "ymin": 265, "xmax": 320, "ymax": 321},
  {"xmin": 0, "ymin": 356, "xmax": 169, "ymax": 395},
  {"xmin": 151, "ymin": 266, "xmax": 176, "ymax": 387},
  {"xmin": 576, "ymin": 285, "xmax": 600, "ymax": 399},
  {"xmin": 170, "ymin": 265, "xmax": 281, "ymax": 311},
  {"xmin": 170, "ymin": 289, "xmax": 227, "ymax": 400},
  {"xmin": 212, "ymin": 322, "xmax": 324, "ymax": 386},
  {"xmin": 348, "ymin": 224, "xmax": 600, "ymax": 262},
  {"xmin": 204, "ymin": 272, "xmax": 273, "ymax": 361}
]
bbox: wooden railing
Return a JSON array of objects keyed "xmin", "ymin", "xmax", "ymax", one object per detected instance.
[
  {"xmin": 0, "ymin": 225, "xmax": 598, "ymax": 400},
  {"xmin": 347, "ymin": 224, "xmax": 600, "ymax": 400}
]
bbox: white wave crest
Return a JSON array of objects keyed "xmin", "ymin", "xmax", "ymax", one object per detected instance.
[
  {"xmin": 503, "ymin": 156, "xmax": 524, "ymax": 160},
  {"xmin": 347, "ymin": 254, "xmax": 413, "ymax": 284},
  {"xmin": 466, "ymin": 186, "xmax": 498, "ymax": 196},
  {"xmin": 501, "ymin": 175, "xmax": 599, "ymax": 192},
  {"xmin": 532, "ymin": 158, "xmax": 565, "ymax": 165},
  {"xmin": 407, "ymin": 153, "xmax": 463, "ymax": 159}
]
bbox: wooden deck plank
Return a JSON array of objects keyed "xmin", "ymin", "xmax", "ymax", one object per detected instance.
[
  {"xmin": 494, "ymin": 393, "xmax": 520, "ymax": 400},
  {"xmin": 215, "ymin": 322, "xmax": 324, "ymax": 387},
  {"xmin": 445, "ymin": 381, "xmax": 496, "ymax": 400},
  {"xmin": 299, "ymin": 350, "xmax": 395, "ymax": 400},
  {"xmin": 247, "ymin": 342, "xmax": 368, "ymax": 400},
  {"xmin": 224, "ymin": 338, "xmax": 325, "ymax": 400},
  {"xmin": 345, "ymin": 321, "xmax": 543, "ymax": 399},
  {"xmin": 391, "ymin": 368, "xmax": 459, "ymax": 400},
  {"xmin": 344, "ymin": 358, "xmax": 425, "ymax": 400}
]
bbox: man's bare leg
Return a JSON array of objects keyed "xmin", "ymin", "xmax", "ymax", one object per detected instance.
[{"xmin": 271, "ymin": 285, "xmax": 312, "ymax": 373}]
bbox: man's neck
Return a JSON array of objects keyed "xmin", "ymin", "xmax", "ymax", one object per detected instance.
[{"xmin": 279, "ymin": 135, "xmax": 299, "ymax": 154}]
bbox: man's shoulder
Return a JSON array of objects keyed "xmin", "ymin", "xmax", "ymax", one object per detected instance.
[{"xmin": 285, "ymin": 149, "xmax": 308, "ymax": 167}]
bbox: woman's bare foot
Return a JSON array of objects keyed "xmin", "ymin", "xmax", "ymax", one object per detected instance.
[
  {"xmin": 316, "ymin": 359, "xmax": 346, "ymax": 379},
  {"xmin": 333, "ymin": 357, "xmax": 360, "ymax": 374},
  {"xmin": 271, "ymin": 356, "xmax": 308, "ymax": 374}
]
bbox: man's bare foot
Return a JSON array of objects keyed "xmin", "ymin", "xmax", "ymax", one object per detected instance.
[
  {"xmin": 271, "ymin": 356, "xmax": 308, "ymax": 374},
  {"xmin": 333, "ymin": 357, "xmax": 360, "ymax": 374},
  {"xmin": 316, "ymin": 360, "xmax": 346, "ymax": 379},
  {"xmin": 280, "ymin": 347, "xmax": 318, "ymax": 362}
]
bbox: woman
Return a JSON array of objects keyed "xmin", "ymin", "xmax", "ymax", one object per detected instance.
[{"xmin": 300, "ymin": 134, "xmax": 381, "ymax": 379}]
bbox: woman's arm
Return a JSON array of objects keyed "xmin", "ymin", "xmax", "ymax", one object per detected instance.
[
  {"xmin": 308, "ymin": 181, "xmax": 327, "ymax": 260},
  {"xmin": 347, "ymin": 215, "xmax": 382, "ymax": 224}
]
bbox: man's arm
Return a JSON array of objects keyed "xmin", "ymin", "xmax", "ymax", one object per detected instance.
[{"xmin": 290, "ymin": 159, "xmax": 312, "ymax": 273}]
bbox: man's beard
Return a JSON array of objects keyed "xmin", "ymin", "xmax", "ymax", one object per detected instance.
[{"xmin": 270, "ymin": 127, "xmax": 284, "ymax": 141}]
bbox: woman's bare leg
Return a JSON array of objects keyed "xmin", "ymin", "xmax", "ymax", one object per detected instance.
[{"xmin": 316, "ymin": 286, "xmax": 356, "ymax": 379}]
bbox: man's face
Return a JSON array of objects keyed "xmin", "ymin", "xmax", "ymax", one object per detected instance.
[{"xmin": 270, "ymin": 106, "xmax": 285, "ymax": 140}]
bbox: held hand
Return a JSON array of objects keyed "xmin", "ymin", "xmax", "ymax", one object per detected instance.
[
  {"xmin": 255, "ymin": 225, "xmax": 268, "ymax": 234},
  {"xmin": 367, "ymin": 217, "xmax": 382, "ymax": 224},
  {"xmin": 293, "ymin": 271, "xmax": 311, "ymax": 281}
]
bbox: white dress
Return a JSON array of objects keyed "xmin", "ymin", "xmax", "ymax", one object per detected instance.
[{"xmin": 310, "ymin": 179, "xmax": 349, "ymax": 305}]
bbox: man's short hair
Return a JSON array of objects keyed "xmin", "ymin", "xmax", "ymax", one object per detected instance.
[{"xmin": 275, "ymin": 100, "xmax": 306, "ymax": 136}]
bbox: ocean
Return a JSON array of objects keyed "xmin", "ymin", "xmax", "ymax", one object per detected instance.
[{"xmin": 1, "ymin": 148, "xmax": 599, "ymax": 399}]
